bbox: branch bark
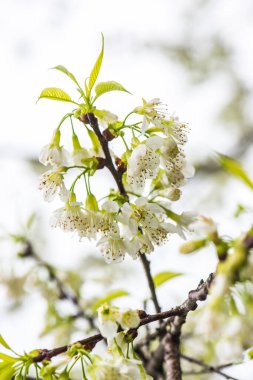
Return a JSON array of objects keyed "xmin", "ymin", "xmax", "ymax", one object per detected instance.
[
  {"xmin": 33, "ymin": 274, "xmax": 214, "ymax": 364},
  {"xmin": 139, "ymin": 254, "xmax": 161, "ymax": 313},
  {"xmin": 181, "ymin": 354, "xmax": 240, "ymax": 380}
]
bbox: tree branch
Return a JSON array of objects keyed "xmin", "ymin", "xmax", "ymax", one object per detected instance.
[
  {"xmin": 86, "ymin": 113, "xmax": 127, "ymax": 197},
  {"xmin": 139, "ymin": 254, "xmax": 161, "ymax": 313},
  {"xmin": 23, "ymin": 242, "xmax": 96, "ymax": 329},
  {"xmin": 143, "ymin": 274, "xmax": 214, "ymax": 378},
  {"xmin": 32, "ymin": 274, "xmax": 214, "ymax": 364},
  {"xmin": 181, "ymin": 354, "xmax": 240, "ymax": 380}
]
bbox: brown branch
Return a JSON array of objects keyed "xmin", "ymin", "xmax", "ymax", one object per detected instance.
[
  {"xmin": 163, "ymin": 333, "xmax": 181, "ymax": 380},
  {"xmin": 142, "ymin": 274, "xmax": 214, "ymax": 378},
  {"xmin": 32, "ymin": 274, "xmax": 214, "ymax": 364},
  {"xmin": 86, "ymin": 113, "xmax": 127, "ymax": 197},
  {"xmin": 85, "ymin": 113, "xmax": 161, "ymax": 316},
  {"xmin": 32, "ymin": 249, "xmax": 96, "ymax": 329},
  {"xmin": 22, "ymin": 242, "xmax": 96, "ymax": 329},
  {"xmin": 139, "ymin": 254, "xmax": 161, "ymax": 313},
  {"xmin": 181, "ymin": 354, "xmax": 240, "ymax": 380}
]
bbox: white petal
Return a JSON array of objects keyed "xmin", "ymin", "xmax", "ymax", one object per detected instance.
[{"xmin": 146, "ymin": 135, "xmax": 164, "ymax": 150}]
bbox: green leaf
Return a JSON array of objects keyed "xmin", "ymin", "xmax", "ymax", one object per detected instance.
[
  {"xmin": 92, "ymin": 290, "xmax": 129, "ymax": 312},
  {"xmin": 0, "ymin": 335, "xmax": 11, "ymax": 350},
  {"xmin": 0, "ymin": 366, "xmax": 16, "ymax": 380},
  {"xmin": 218, "ymin": 154, "xmax": 253, "ymax": 190},
  {"xmin": 51, "ymin": 65, "xmax": 79, "ymax": 86},
  {"xmin": 0, "ymin": 353, "xmax": 16, "ymax": 363},
  {"xmin": 153, "ymin": 272, "xmax": 182, "ymax": 288},
  {"xmin": 52, "ymin": 66, "xmax": 85, "ymax": 99},
  {"xmin": 95, "ymin": 81, "xmax": 130, "ymax": 99},
  {"xmin": 37, "ymin": 88, "xmax": 74, "ymax": 103},
  {"xmin": 88, "ymin": 34, "xmax": 104, "ymax": 92}
]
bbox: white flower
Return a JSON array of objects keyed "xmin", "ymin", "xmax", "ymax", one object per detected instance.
[
  {"xmin": 72, "ymin": 133, "xmax": 94, "ymax": 165},
  {"xmin": 50, "ymin": 200, "xmax": 101, "ymax": 240},
  {"xmin": 38, "ymin": 168, "xmax": 68, "ymax": 202},
  {"xmin": 159, "ymin": 139, "xmax": 194, "ymax": 188},
  {"xmin": 97, "ymin": 304, "xmax": 120, "ymax": 339},
  {"xmin": 94, "ymin": 109, "xmax": 118, "ymax": 127},
  {"xmin": 175, "ymin": 211, "xmax": 197, "ymax": 239},
  {"xmin": 119, "ymin": 198, "xmax": 175, "ymax": 248},
  {"xmin": 97, "ymin": 235, "xmax": 127, "ymax": 263},
  {"xmin": 126, "ymin": 233, "xmax": 154, "ymax": 258},
  {"xmin": 147, "ymin": 222, "xmax": 177, "ymax": 246},
  {"xmin": 99, "ymin": 200, "xmax": 120, "ymax": 237},
  {"xmin": 50, "ymin": 202, "xmax": 85, "ymax": 232},
  {"xmin": 161, "ymin": 116, "xmax": 189, "ymax": 145},
  {"xmin": 126, "ymin": 138, "xmax": 163, "ymax": 191},
  {"xmin": 87, "ymin": 356, "xmax": 152, "ymax": 380},
  {"xmin": 118, "ymin": 309, "xmax": 140, "ymax": 330},
  {"xmin": 39, "ymin": 129, "xmax": 69, "ymax": 167},
  {"xmin": 39, "ymin": 144, "xmax": 69, "ymax": 167},
  {"xmin": 87, "ymin": 357, "xmax": 123, "ymax": 380},
  {"xmin": 119, "ymin": 358, "xmax": 152, "ymax": 380},
  {"xmin": 77, "ymin": 209, "xmax": 101, "ymax": 240},
  {"xmin": 134, "ymin": 98, "xmax": 166, "ymax": 132},
  {"xmin": 190, "ymin": 216, "xmax": 217, "ymax": 238},
  {"xmin": 97, "ymin": 304, "xmax": 140, "ymax": 339},
  {"xmin": 72, "ymin": 147, "xmax": 90, "ymax": 166}
]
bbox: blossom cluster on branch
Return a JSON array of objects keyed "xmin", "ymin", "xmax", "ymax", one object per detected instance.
[{"xmin": 37, "ymin": 37, "xmax": 195, "ymax": 264}]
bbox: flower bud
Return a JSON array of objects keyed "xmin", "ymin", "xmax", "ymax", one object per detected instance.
[
  {"xmin": 85, "ymin": 193, "xmax": 99, "ymax": 212},
  {"xmin": 180, "ymin": 239, "xmax": 207, "ymax": 254}
]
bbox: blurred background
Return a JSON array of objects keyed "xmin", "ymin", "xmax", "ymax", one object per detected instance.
[{"xmin": 0, "ymin": 0, "xmax": 253, "ymax": 378}]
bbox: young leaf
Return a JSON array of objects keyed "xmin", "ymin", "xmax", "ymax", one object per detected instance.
[
  {"xmin": 218, "ymin": 154, "xmax": 253, "ymax": 190},
  {"xmin": 0, "ymin": 366, "xmax": 16, "ymax": 380},
  {"xmin": 94, "ymin": 81, "xmax": 130, "ymax": 100},
  {"xmin": 52, "ymin": 66, "xmax": 85, "ymax": 99},
  {"xmin": 51, "ymin": 65, "xmax": 79, "ymax": 86},
  {"xmin": 0, "ymin": 353, "xmax": 17, "ymax": 363},
  {"xmin": 153, "ymin": 271, "xmax": 182, "ymax": 288},
  {"xmin": 37, "ymin": 88, "xmax": 74, "ymax": 103},
  {"xmin": 0, "ymin": 335, "xmax": 11, "ymax": 350},
  {"xmin": 92, "ymin": 290, "xmax": 129, "ymax": 312},
  {"xmin": 88, "ymin": 34, "xmax": 104, "ymax": 92}
]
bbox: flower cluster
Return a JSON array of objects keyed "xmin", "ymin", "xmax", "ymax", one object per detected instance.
[
  {"xmin": 87, "ymin": 355, "xmax": 152, "ymax": 380},
  {"xmin": 97, "ymin": 303, "xmax": 140, "ymax": 339},
  {"xmin": 37, "ymin": 41, "xmax": 195, "ymax": 263}
]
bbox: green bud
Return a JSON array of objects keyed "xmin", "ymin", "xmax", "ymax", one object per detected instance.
[
  {"xmin": 67, "ymin": 342, "xmax": 83, "ymax": 357},
  {"xmin": 87, "ymin": 129, "xmax": 100, "ymax": 154},
  {"xmin": 180, "ymin": 239, "xmax": 208, "ymax": 254},
  {"xmin": 28, "ymin": 349, "xmax": 40, "ymax": 358},
  {"xmin": 74, "ymin": 108, "xmax": 82, "ymax": 119},
  {"xmin": 69, "ymin": 192, "xmax": 76, "ymax": 203},
  {"xmin": 72, "ymin": 134, "xmax": 82, "ymax": 150},
  {"xmin": 167, "ymin": 188, "xmax": 181, "ymax": 201},
  {"xmin": 50, "ymin": 129, "xmax": 61, "ymax": 147},
  {"xmin": 85, "ymin": 193, "xmax": 99, "ymax": 212},
  {"xmin": 40, "ymin": 364, "xmax": 57, "ymax": 376},
  {"xmin": 131, "ymin": 136, "xmax": 140, "ymax": 149},
  {"xmin": 215, "ymin": 241, "xmax": 229, "ymax": 261}
]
